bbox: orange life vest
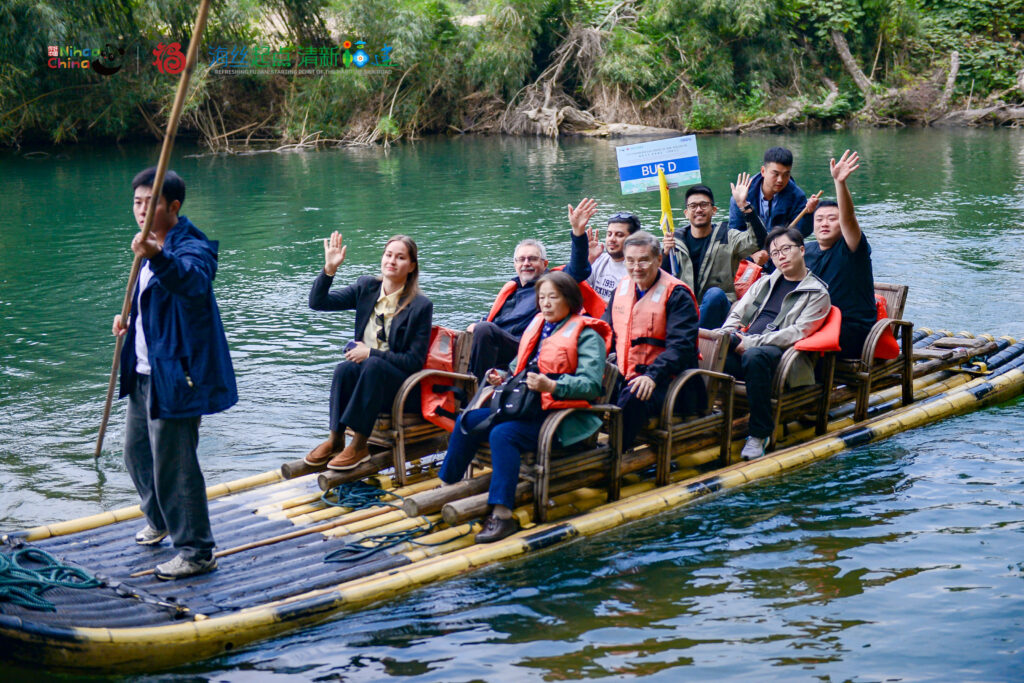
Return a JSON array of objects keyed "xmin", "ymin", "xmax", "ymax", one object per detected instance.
[
  {"xmin": 485, "ymin": 281, "xmax": 518, "ymax": 322},
  {"xmin": 485, "ymin": 271, "xmax": 606, "ymax": 323},
  {"xmin": 513, "ymin": 313, "xmax": 613, "ymax": 410},
  {"xmin": 794, "ymin": 306, "xmax": 842, "ymax": 353},
  {"xmin": 610, "ymin": 269, "xmax": 697, "ymax": 381},
  {"xmin": 419, "ymin": 326, "xmax": 462, "ymax": 431},
  {"xmin": 733, "ymin": 259, "xmax": 764, "ymax": 300},
  {"xmin": 873, "ymin": 295, "xmax": 901, "ymax": 359}
]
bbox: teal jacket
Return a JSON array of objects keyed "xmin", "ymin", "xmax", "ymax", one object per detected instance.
[{"xmin": 509, "ymin": 320, "xmax": 607, "ymax": 446}]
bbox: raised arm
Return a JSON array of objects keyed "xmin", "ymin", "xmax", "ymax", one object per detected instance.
[{"xmin": 831, "ymin": 150, "xmax": 863, "ymax": 252}]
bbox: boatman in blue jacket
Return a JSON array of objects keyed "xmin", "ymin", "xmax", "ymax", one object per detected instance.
[{"xmin": 112, "ymin": 168, "xmax": 237, "ymax": 580}]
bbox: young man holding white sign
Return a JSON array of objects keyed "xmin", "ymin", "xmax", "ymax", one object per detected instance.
[{"xmin": 661, "ymin": 178, "xmax": 767, "ymax": 329}]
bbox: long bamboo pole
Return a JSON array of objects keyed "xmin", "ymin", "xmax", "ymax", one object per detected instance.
[{"xmin": 94, "ymin": 0, "xmax": 212, "ymax": 459}]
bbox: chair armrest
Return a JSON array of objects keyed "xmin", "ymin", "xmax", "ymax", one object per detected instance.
[
  {"xmin": 536, "ymin": 405, "xmax": 622, "ymax": 470},
  {"xmin": 661, "ymin": 369, "xmax": 735, "ymax": 425},
  {"xmin": 771, "ymin": 346, "xmax": 819, "ymax": 396},
  {"xmin": 390, "ymin": 369, "xmax": 478, "ymax": 417},
  {"xmin": 860, "ymin": 318, "xmax": 913, "ymax": 364}
]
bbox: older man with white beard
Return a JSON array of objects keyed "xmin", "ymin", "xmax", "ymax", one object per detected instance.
[{"xmin": 467, "ymin": 198, "xmax": 595, "ymax": 381}]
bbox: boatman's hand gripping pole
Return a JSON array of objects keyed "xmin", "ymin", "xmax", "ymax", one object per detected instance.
[
  {"xmin": 658, "ymin": 167, "xmax": 678, "ymax": 275},
  {"xmin": 94, "ymin": 0, "xmax": 213, "ymax": 459}
]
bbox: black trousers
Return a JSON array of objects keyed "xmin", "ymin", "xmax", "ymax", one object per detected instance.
[
  {"xmin": 839, "ymin": 322, "xmax": 872, "ymax": 359},
  {"xmin": 615, "ymin": 376, "xmax": 706, "ymax": 449},
  {"xmin": 329, "ymin": 355, "xmax": 411, "ymax": 436},
  {"xmin": 724, "ymin": 344, "xmax": 784, "ymax": 439},
  {"xmin": 468, "ymin": 322, "xmax": 521, "ymax": 382}
]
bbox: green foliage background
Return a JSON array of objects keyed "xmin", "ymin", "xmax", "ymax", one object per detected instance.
[{"xmin": 1, "ymin": 0, "xmax": 1021, "ymax": 146}]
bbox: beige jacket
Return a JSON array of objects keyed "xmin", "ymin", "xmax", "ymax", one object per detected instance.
[{"xmin": 717, "ymin": 269, "xmax": 831, "ymax": 386}]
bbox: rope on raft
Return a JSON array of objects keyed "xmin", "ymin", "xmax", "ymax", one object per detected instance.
[
  {"xmin": 319, "ymin": 481, "xmax": 471, "ymax": 563},
  {"xmin": 0, "ymin": 547, "xmax": 102, "ymax": 612}
]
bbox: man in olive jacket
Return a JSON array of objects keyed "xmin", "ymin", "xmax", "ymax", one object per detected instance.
[
  {"xmin": 662, "ymin": 180, "xmax": 766, "ymax": 329},
  {"xmin": 714, "ymin": 225, "xmax": 830, "ymax": 461}
]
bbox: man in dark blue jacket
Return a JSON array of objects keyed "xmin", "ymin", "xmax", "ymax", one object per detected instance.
[
  {"xmin": 466, "ymin": 197, "xmax": 595, "ymax": 380},
  {"xmin": 729, "ymin": 147, "xmax": 817, "ymax": 238},
  {"xmin": 113, "ymin": 168, "xmax": 237, "ymax": 580}
]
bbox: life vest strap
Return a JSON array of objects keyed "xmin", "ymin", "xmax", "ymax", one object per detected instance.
[{"xmin": 630, "ymin": 336, "xmax": 667, "ymax": 348}]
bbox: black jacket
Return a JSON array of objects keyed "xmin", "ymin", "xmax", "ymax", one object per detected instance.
[{"xmin": 309, "ymin": 272, "xmax": 433, "ymax": 375}]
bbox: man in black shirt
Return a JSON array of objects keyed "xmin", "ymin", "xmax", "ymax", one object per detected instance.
[{"xmin": 803, "ymin": 150, "xmax": 876, "ymax": 358}]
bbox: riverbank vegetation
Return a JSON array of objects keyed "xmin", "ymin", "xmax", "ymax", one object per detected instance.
[{"xmin": 2, "ymin": 0, "xmax": 1023, "ymax": 148}]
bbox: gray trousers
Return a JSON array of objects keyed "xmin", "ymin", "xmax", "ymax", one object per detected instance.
[{"xmin": 124, "ymin": 374, "xmax": 215, "ymax": 560}]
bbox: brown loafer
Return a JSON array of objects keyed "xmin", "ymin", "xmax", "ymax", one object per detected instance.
[
  {"xmin": 303, "ymin": 439, "xmax": 337, "ymax": 467},
  {"xmin": 326, "ymin": 448, "xmax": 371, "ymax": 471},
  {"xmin": 475, "ymin": 514, "xmax": 520, "ymax": 544}
]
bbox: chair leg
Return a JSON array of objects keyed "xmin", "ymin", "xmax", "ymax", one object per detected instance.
[
  {"xmin": 719, "ymin": 388, "xmax": 734, "ymax": 466},
  {"xmin": 901, "ymin": 326, "xmax": 914, "ymax": 407},
  {"xmin": 393, "ymin": 439, "xmax": 407, "ymax": 487},
  {"xmin": 656, "ymin": 432, "xmax": 671, "ymax": 487},
  {"xmin": 854, "ymin": 378, "xmax": 870, "ymax": 423},
  {"xmin": 608, "ymin": 412, "xmax": 622, "ymax": 501}
]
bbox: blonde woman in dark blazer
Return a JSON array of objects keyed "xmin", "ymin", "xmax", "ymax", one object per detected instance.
[{"xmin": 304, "ymin": 232, "xmax": 432, "ymax": 470}]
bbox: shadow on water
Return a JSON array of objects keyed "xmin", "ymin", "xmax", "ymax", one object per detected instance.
[{"xmin": 2, "ymin": 130, "xmax": 1024, "ymax": 680}]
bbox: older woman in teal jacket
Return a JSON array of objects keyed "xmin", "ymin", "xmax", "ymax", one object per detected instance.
[{"xmin": 439, "ymin": 271, "xmax": 611, "ymax": 544}]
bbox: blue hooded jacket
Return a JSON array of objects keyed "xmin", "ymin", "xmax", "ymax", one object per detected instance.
[
  {"xmin": 728, "ymin": 172, "xmax": 813, "ymax": 237},
  {"xmin": 118, "ymin": 215, "xmax": 238, "ymax": 419}
]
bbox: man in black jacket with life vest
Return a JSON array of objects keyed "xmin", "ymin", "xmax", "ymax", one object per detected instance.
[
  {"xmin": 602, "ymin": 231, "xmax": 701, "ymax": 450},
  {"xmin": 466, "ymin": 198, "xmax": 595, "ymax": 381}
]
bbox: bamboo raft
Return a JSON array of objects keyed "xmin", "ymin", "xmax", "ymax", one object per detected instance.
[{"xmin": 2, "ymin": 328, "xmax": 1023, "ymax": 673}]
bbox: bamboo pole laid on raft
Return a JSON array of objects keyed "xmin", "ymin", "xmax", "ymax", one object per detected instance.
[
  {"xmin": 94, "ymin": 0, "xmax": 213, "ymax": 460},
  {"xmin": 402, "ymin": 475, "xmax": 492, "ymax": 517}
]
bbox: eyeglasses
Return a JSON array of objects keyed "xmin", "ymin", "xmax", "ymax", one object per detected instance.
[
  {"xmin": 686, "ymin": 201, "xmax": 712, "ymax": 210},
  {"xmin": 769, "ymin": 244, "xmax": 800, "ymax": 259},
  {"xmin": 624, "ymin": 257, "xmax": 654, "ymax": 268},
  {"xmin": 514, "ymin": 255, "xmax": 543, "ymax": 264}
]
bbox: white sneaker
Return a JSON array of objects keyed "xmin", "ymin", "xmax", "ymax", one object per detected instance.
[
  {"xmin": 741, "ymin": 436, "xmax": 769, "ymax": 461},
  {"xmin": 135, "ymin": 525, "xmax": 168, "ymax": 546},
  {"xmin": 154, "ymin": 552, "xmax": 217, "ymax": 580}
]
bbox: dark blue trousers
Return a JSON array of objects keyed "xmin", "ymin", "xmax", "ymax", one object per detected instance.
[
  {"xmin": 699, "ymin": 286, "xmax": 731, "ymax": 330},
  {"xmin": 439, "ymin": 408, "xmax": 545, "ymax": 508}
]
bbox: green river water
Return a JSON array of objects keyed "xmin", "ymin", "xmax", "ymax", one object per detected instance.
[{"xmin": 1, "ymin": 129, "xmax": 1023, "ymax": 681}]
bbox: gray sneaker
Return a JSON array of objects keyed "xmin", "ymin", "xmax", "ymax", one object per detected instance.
[
  {"xmin": 154, "ymin": 552, "xmax": 217, "ymax": 580},
  {"xmin": 135, "ymin": 525, "xmax": 168, "ymax": 546},
  {"xmin": 741, "ymin": 436, "xmax": 769, "ymax": 461}
]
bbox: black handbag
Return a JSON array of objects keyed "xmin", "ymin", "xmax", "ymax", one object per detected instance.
[{"xmin": 461, "ymin": 363, "xmax": 545, "ymax": 437}]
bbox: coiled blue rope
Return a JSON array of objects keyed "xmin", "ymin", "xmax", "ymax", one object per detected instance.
[
  {"xmin": 0, "ymin": 547, "xmax": 102, "ymax": 612},
  {"xmin": 319, "ymin": 481, "xmax": 470, "ymax": 564}
]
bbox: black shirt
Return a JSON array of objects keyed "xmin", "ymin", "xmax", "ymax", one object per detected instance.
[
  {"xmin": 747, "ymin": 277, "xmax": 800, "ymax": 336},
  {"xmin": 804, "ymin": 234, "xmax": 875, "ymax": 329},
  {"xmin": 682, "ymin": 228, "xmax": 711, "ymax": 279}
]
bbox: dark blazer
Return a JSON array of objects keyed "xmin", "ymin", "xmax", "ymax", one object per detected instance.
[
  {"xmin": 119, "ymin": 215, "xmax": 238, "ymax": 419},
  {"xmin": 309, "ymin": 272, "xmax": 433, "ymax": 375}
]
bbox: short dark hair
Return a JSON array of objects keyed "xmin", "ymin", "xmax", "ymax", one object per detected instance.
[
  {"xmin": 763, "ymin": 147, "xmax": 794, "ymax": 167},
  {"xmin": 607, "ymin": 211, "xmax": 641, "ymax": 234},
  {"xmin": 132, "ymin": 167, "xmax": 186, "ymax": 207},
  {"xmin": 535, "ymin": 270, "xmax": 583, "ymax": 315},
  {"xmin": 685, "ymin": 184, "xmax": 714, "ymax": 205},
  {"xmin": 766, "ymin": 225, "xmax": 804, "ymax": 251},
  {"xmin": 813, "ymin": 199, "xmax": 839, "ymax": 215},
  {"xmin": 622, "ymin": 231, "xmax": 662, "ymax": 260}
]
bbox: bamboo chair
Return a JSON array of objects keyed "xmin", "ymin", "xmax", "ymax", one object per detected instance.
[
  {"xmin": 470, "ymin": 361, "xmax": 624, "ymax": 523},
  {"xmin": 641, "ymin": 329, "xmax": 735, "ymax": 482},
  {"xmin": 351, "ymin": 328, "xmax": 476, "ymax": 486},
  {"xmin": 834, "ymin": 283, "xmax": 914, "ymax": 422},
  {"xmin": 733, "ymin": 306, "xmax": 841, "ymax": 451}
]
